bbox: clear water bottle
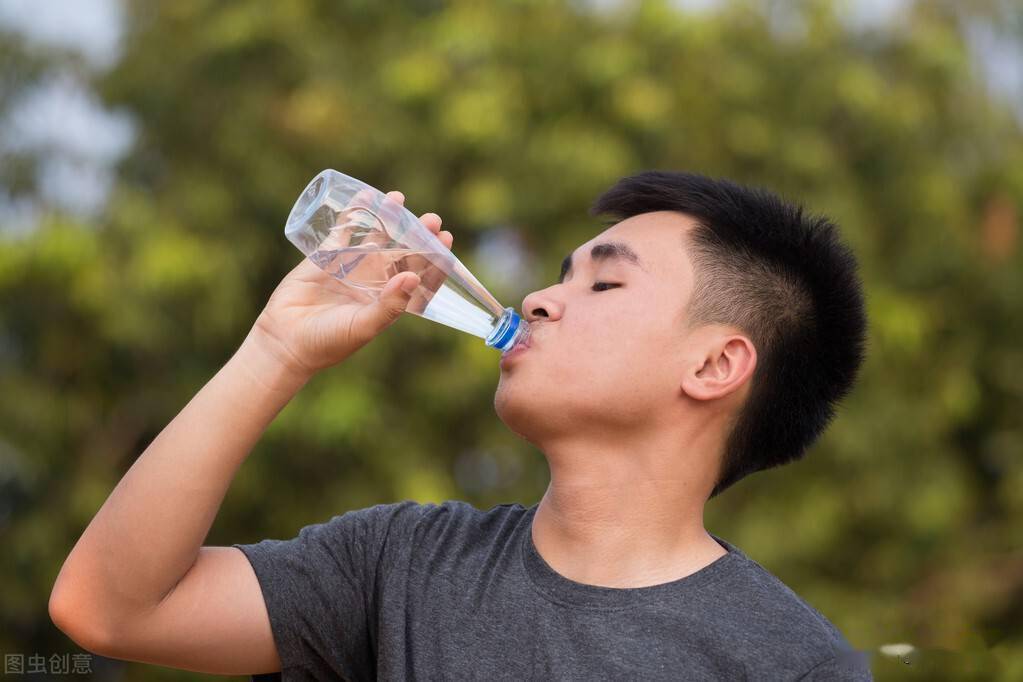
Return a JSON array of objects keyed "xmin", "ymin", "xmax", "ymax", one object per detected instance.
[{"xmin": 285, "ymin": 169, "xmax": 530, "ymax": 354}]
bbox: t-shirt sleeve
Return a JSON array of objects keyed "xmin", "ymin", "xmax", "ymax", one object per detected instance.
[
  {"xmin": 232, "ymin": 501, "xmax": 427, "ymax": 680},
  {"xmin": 797, "ymin": 649, "xmax": 874, "ymax": 681}
]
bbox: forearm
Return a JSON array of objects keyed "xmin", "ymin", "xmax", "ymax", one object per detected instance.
[{"xmin": 52, "ymin": 331, "xmax": 311, "ymax": 628}]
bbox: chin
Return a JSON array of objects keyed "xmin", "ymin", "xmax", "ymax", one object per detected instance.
[
  {"xmin": 493, "ymin": 380, "xmax": 546, "ymax": 445},
  {"xmin": 495, "ymin": 378, "xmax": 584, "ymax": 447}
]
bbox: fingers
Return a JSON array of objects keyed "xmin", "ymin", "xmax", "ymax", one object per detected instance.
[
  {"xmin": 385, "ymin": 190, "xmax": 452, "ymax": 246},
  {"xmin": 419, "ymin": 212, "xmax": 442, "ymax": 233}
]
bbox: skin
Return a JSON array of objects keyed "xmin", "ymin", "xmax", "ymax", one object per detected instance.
[{"xmin": 495, "ymin": 211, "xmax": 757, "ymax": 588}]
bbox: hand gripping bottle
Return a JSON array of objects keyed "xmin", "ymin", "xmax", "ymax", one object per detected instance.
[{"xmin": 285, "ymin": 169, "xmax": 530, "ymax": 354}]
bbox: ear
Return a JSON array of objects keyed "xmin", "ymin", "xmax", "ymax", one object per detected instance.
[{"xmin": 680, "ymin": 333, "xmax": 757, "ymax": 402}]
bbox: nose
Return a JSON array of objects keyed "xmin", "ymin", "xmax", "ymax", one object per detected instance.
[{"xmin": 521, "ymin": 285, "xmax": 564, "ymax": 323}]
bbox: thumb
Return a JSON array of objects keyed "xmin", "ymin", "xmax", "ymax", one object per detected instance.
[{"xmin": 364, "ymin": 272, "xmax": 420, "ymax": 332}]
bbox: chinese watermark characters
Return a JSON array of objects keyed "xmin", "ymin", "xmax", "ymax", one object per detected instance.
[{"xmin": 4, "ymin": 652, "xmax": 92, "ymax": 675}]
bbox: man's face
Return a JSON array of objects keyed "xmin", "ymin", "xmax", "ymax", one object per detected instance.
[{"xmin": 495, "ymin": 211, "xmax": 699, "ymax": 444}]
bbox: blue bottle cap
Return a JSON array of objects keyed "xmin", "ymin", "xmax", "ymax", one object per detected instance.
[{"xmin": 486, "ymin": 308, "xmax": 524, "ymax": 353}]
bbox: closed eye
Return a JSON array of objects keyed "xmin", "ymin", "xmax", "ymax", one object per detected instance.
[{"xmin": 592, "ymin": 282, "xmax": 621, "ymax": 292}]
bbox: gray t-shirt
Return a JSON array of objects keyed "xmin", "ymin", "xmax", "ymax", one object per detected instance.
[{"xmin": 234, "ymin": 500, "xmax": 872, "ymax": 680}]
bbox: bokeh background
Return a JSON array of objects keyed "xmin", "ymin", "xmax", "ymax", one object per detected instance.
[{"xmin": 2, "ymin": 0, "xmax": 1021, "ymax": 679}]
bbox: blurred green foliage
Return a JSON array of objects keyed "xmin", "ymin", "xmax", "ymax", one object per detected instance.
[{"xmin": 2, "ymin": 0, "xmax": 1022, "ymax": 679}]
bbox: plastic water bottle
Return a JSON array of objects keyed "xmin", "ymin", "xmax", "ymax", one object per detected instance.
[{"xmin": 285, "ymin": 169, "xmax": 530, "ymax": 354}]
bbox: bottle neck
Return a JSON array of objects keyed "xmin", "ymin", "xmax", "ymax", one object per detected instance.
[{"xmin": 486, "ymin": 308, "xmax": 528, "ymax": 353}]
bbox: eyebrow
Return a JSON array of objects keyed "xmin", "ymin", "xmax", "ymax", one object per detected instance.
[{"xmin": 558, "ymin": 241, "xmax": 644, "ymax": 284}]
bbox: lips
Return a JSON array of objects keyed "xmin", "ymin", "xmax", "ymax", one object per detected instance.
[
  {"xmin": 500, "ymin": 323, "xmax": 536, "ymax": 363},
  {"xmin": 499, "ymin": 339, "xmax": 531, "ymax": 368},
  {"xmin": 505, "ymin": 341, "xmax": 529, "ymax": 357},
  {"xmin": 518, "ymin": 325, "xmax": 536, "ymax": 349}
]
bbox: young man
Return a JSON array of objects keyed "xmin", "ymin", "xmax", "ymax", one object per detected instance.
[{"xmin": 50, "ymin": 171, "xmax": 872, "ymax": 680}]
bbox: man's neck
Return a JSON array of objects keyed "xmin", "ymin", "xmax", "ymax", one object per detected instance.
[{"xmin": 530, "ymin": 438, "xmax": 725, "ymax": 589}]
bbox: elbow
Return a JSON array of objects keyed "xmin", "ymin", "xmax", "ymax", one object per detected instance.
[{"xmin": 49, "ymin": 574, "xmax": 116, "ymax": 657}]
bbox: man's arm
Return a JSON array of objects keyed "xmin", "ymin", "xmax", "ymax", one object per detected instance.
[
  {"xmin": 49, "ymin": 193, "xmax": 448, "ymax": 675},
  {"xmin": 49, "ymin": 333, "xmax": 308, "ymax": 675}
]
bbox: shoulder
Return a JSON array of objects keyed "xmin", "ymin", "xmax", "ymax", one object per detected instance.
[
  {"xmin": 390, "ymin": 500, "xmax": 530, "ymax": 572},
  {"xmin": 313, "ymin": 499, "xmax": 432, "ymax": 542},
  {"xmin": 709, "ymin": 536, "xmax": 867, "ymax": 676},
  {"xmin": 730, "ymin": 549, "xmax": 847, "ymax": 644},
  {"xmin": 290, "ymin": 499, "xmax": 527, "ymax": 554},
  {"xmin": 411, "ymin": 499, "xmax": 529, "ymax": 541}
]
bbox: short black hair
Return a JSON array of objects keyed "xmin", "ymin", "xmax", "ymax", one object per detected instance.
[{"xmin": 590, "ymin": 170, "xmax": 868, "ymax": 498}]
